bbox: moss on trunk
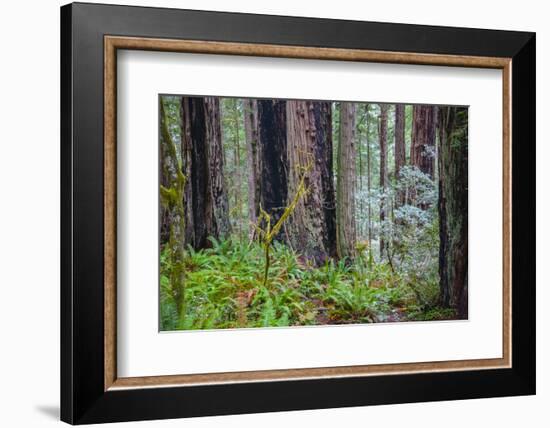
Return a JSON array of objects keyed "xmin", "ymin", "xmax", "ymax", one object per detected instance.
[{"xmin": 438, "ymin": 106, "xmax": 468, "ymax": 319}]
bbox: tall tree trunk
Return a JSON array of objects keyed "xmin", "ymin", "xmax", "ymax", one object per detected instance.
[
  {"xmin": 205, "ymin": 98, "xmax": 231, "ymax": 241},
  {"xmin": 286, "ymin": 100, "xmax": 336, "ymax": 264},
  {"xmin": 438, "ymin": 106, "xmax": 468, "ymax": 319},
  {"xmin": 394, "ymin": 104, "xmax": 406, "ymax": 207},
  {"xmin": 243, "ymin": 99, "xmax": 261, "ymax": 237},
  {"xmin": 160, "ymin": 100, "xmax": 186, "ymax": 316},
  {"xmin": 336, "ymin": 102, "xmax": 357, "ymax": 259},
  {"xmin": 379, "ymin": 104, "xmax": 388, "ymax": 258},
  {"xmin": 181, "ymin": 97, "xmax": 194, "ymax": 245},
  {"xmin": 366, "ymin": 104, "xmax": 372, "ymax": 248},
  {"xmin": 411, "ymin": 105, "xmax": 437, "ymax": 178},
  {"xmin": 181, "ymin": 96, "xmax": 230, "ymax": 250},
  {"xmin": 159, "ymin": 107, "xmax": 171, "ymax": 244},
  {"xmin": 358, "ymin": 116, "xmax": 363, "ymax": 239},
  {"xmin": 257, "ymin": 99, "xmax": 288, "ymax": 240},
  {"xmin": 232, "ymin": 99, "xmax": 242, "ymax": 238}
]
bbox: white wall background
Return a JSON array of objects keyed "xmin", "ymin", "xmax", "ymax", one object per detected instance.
[{"xmin": 0, "ymin": 0, "xmax": 545, "ymax": 426}]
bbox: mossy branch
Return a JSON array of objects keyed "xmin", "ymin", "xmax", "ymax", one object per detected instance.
[{"xmin": 255, "ymin": 160, "xmax": 312, "ymax": 288}]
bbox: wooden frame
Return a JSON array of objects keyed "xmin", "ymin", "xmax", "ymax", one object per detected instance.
[
  {"xmin": 104, "ymin": 35, "xmax": 513, "ymax": 390},
  {"xmin": 62, "ymin": 2, "xmax": 535, "ymax": 424}
]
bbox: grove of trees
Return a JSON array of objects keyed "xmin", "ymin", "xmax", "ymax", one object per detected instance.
[{"xmin": 159, "ymin": 95, "xmax": 468, "ymax": 330}]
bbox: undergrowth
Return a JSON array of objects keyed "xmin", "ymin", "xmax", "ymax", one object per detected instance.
[{"xmin": 160, "ymin": 237, "xmax": 454, "ymax": 331}]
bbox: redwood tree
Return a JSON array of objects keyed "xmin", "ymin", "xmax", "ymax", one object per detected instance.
[
  {"xmin": 243, "ymin": 99, "xmax": 261, "ymax": 235},
  {"xmin": 257, "ymin": 99, "xmax": 288, "ymax": 239},
  {"xmin": 336, "ymin": 102, "xmax": 357, "ymax": 259},
  {"xmin": 394, "ymin": 104, "xmax": 406, "ymax": 206},
  {"xmin": 411, "ymin": 105, "xmax": 437, "ymax": 178},
  {"xmin": 438, "ymin": 106, "xmax": 468, "ymax": 319},
  {"xmin": 366, "ymin": 104, "xmax": 373, "ymax": 247},
  {"xmin": 378, "ymin": 104, "xmax": 389, "ymax": 257},
  {"xmin": 286, "ymin": 100, "xmax": 336, "ymax": 264},
  {"xmin": 181, "ymin": 96, "xmax": 230, "ymax": 250}
]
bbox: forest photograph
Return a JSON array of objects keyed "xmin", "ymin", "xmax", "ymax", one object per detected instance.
[{"xmin": 159, "ymin": 95, "xmax": 468, "ymax": 331}]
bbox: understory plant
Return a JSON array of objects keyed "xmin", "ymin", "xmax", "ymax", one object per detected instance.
[{"xmin": 160, "ymin": 233, "xmax": 447, "ymax": 330}]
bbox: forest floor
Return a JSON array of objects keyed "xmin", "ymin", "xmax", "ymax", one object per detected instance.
[{"xmin": 160, "ymin": 237, "xmax": 457, "ymax": 331}]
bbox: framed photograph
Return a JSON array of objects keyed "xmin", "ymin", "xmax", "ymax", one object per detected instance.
[{"xmin": 61, "ymin": 2, "xmax": 535, "ymax": 424}]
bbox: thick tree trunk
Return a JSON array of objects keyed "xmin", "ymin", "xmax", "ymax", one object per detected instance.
[
  {"xmin": 336, "ymin": 102, "xmax": 357, "ymax": 259},
  {"xmin": 286, "ymin": 100, "xmax": 337, "ymax": 264},
  {"xmin": 394, "ymin": 104, "xmax": 406, "ymax": 206},
  {"xmin": 257, "ymin": 99, "xmax": 288, "ymax": 240},
  {"xmin": 379, "ymin": 104, "xmax": 389, "ymax": 258},
  {"xmin": 205, "ymin": 97, "xmax": 230, "ymax": 240},
  {"xmin": 243, "ymin": 99, "xmax": 261, "ymax": 236},
  {"xmin": 438, "ymin": 106, "xmax": 468, "ymax": 319},
  {"xmin": 181, "ymin": 96, "xmax": 230, "ymax": 250},
  {"xmin": 411, "ymin": 105, "xmax": 437, "ymax": 178}
]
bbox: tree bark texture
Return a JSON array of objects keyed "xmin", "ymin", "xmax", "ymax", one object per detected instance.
[
  {"xmin": 257, "ymin": 99, "xmax": 288, "ymax": 240},
  {"xmin": 438, "ymin": 106, "xmax": 468, "ymax": 319},
  {"xmin": 159, "ymin": 113, "xmax": 171, "ymax": 244},
  {"xmin": 243, "ymin": 99, "xmax": 261, "ymax": 235},
  {"xmin": 366, "ymin": 104, "xmax": 372, "ymax": 247},
  {"xmin": 394, "ymin": 104, "xmax": 406, "ymax": 206},
  {"xmin": 336, "ymin": 102, "xmax": 357, "ymax": 259},
  {"xmin": 231, "ymin": 99, "xmax": 243, "ymax": 237},
  {"xmin": 181, "ymin": 96, "xmax": 230, "ymax": 250},
  {"xmin": 180, "ymin": 98, "xmax": 194, "ymax": 246},
  {"xmin": 379, "ymin": 104, "xmax": 389, "ymax": 257},
  {"xmin": 160, "ymin": 100, "xmax": 186, "ymax": 315},
  {"xmin": 286, "ymin": 100, "xmax": 337, "ymax": 265},
  {"xmin": 411, "ymin": 105, "xmax": 438, "ymax": 178}
]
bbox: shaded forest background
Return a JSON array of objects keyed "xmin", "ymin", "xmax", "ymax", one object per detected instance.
[{"xmin": 159, "ymin": 95, "xmax": 468, "ymax": 330}]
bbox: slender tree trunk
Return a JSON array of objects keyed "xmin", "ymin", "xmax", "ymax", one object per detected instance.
[
  {"xmin": 336, "ymin": 102, "xmax": 357, "ymax": 259},
  {"xmin": 366, "ymin": 104, "xmax": 372, "ymax": 248},
  {"xmin": 159, "ymin": 105, "xmax": 171, "ymax": 244},
  {"xmin": 180, "ymin": 98, "xmax": 194, "ymax": 245},
  {"xmin": 181, "ymin": 96, "xmax": 230, "ymax": 250},
  {"xmin": 411, "ymin": 105, "xmax": 437, "ymax": 178},
  {"xmin": 243, "ymin": 99, "xmax": 261, "ymax": 236},
  {"xmin": 379, "ymin": 104, "xmax": 388, "ymax": 258},
  {"xmin": 232, "ymin": 99, "xmax": 242, "ymax": 238},
  {"xmin": 286, "ymin": 100, "xmax": 336, "ymax": 264},
  {"xmin": 438, "ymin": 106, "xmax": 468, "ymax": 319},
  {"xmin": 257, "ymin": 99, "xmax": 288, "ymax": 240},
  {"xmin": 160, "ymin": 100, "xmax": 186, "ymax": 316},
  {"xmin": 358, "ymin": 111, "xmax": 364, "ymax": 239},
  {"xmin": 394, "ymin": 104, "xmax": 406, "ymax": 207}
]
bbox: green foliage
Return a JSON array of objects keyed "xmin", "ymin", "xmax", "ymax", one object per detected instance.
[
  {"xmin": 158, "ymin": 98, "xmax": 462, "ymax": 330},
  {"xmin": 160, "ymin": 237, "xmax": 447, "ymax": 331},
  {"xmin": 407, "ymin": 306, "xmax": 457, "ymax": 322},
  {"xmin": 355, "ymin": 165, "xmax": 440, "ymax": 305}
]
